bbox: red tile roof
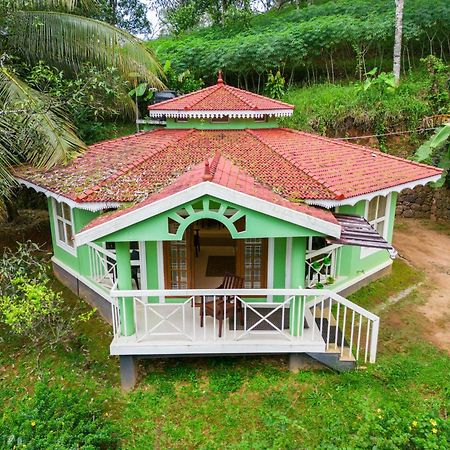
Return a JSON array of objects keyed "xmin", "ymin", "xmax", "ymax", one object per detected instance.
[
  {"xmin": 15, "ymin": 128, "xmax": 442, "ymax": 206},
  {"xmin": 148, "ymin": 77, "xmax": 294, "ymax": 113},
  {"xmin": 81, "ymin": 154, "xmax": 339, "ymax": 232}
]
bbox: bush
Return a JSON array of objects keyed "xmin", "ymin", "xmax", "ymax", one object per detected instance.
[
  {"xmin": 0, "ymin": 242, "xmax": 94, "ymax": 349},
  {"xmin": 0, "ymin": 381, "xmax": 120, "ymax": 449},
  {"xmin": 350, "ymin": 408, "xmax": 450, "ymax": 449}
]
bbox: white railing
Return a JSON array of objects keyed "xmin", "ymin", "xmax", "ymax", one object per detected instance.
[
  {"xmin": 87, "ymin": 242, "xmax": 117, "ymax": 288},
  {"xmin": 111, "ymin": 288, "xmax": 321, "ymax": 344},
  {"xmin": 306, "ymin": 293, "xmax": 380, "ymax": 363},
  {"xmin": 109, "ymin": 288, "xmax": 380, "ymax": 363},
  {"xmin": 305, "ymin": 244, "xmax": 341, "ymax": 288}
]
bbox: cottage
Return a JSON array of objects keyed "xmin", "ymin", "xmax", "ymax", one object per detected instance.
[{"xmin": 15, "ymin": 74, "xmax": 442, "ymax": 389}]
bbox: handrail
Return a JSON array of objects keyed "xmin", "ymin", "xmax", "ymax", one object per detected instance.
[
  {"xmin": 110, "ymin": 287, "xmax": 329, "ymax": 298},
  {"xmin": 305, "ymin": 243, "xmax": 342, "ymax": 260},
  {"xmin": 86, "ymin": 242, "xmax": 117, "ymax": 260},
  {"xmin": 306, "ymin": 291, "xmax": 379, "ymax": 322}
]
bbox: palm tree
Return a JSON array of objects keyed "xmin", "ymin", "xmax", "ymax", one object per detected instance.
[
  {"xmin": 0, "ymin": 0, "xmax": 163, "ymax": 204},
  {"xmin": 393, "ymin": 0, "xmax": 404, "ymax": 85}
]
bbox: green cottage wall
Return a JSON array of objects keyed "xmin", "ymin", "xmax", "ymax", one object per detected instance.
[
  {"xmin": 165, "ymin": 117, "xmax": 278, "ymax": 130},
  {"xmin": 48, "ymin": 199, "xmax": 99, "ymax": 274}
]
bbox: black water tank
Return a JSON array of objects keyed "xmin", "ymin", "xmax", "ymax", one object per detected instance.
[{"xmin": 152, "ymin": 90, "xmax": 177, "ymax": 104}]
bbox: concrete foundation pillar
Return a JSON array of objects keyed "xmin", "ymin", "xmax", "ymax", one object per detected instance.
[
  {"xmin": 120, "ymin": 355, "xmax": 138, "ymax": 391},
  {"xmin": 289, "ymin": 353, "xmax": 312, "ymax": 373}
]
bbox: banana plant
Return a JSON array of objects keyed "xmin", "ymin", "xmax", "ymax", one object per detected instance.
[{"xmin": 415, "ymin": 123, "xmax": 450, "ymax": 187}]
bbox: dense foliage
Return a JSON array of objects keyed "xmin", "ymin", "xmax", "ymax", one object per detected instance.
[
  {"xmin": 0, "ymin": 242, "xmax": 94, "ymax": 349},
  {"xmin": 0, "ymin": 0, "xmax": 162, "ymax": 198},
  {"xmin": 22, "ymin": 62, "xmax": 133, "ymax": 143},
  {"xmin": 0, "ymin": 381, "xmax": 119, "ymax": 449},
  {"xmin": 150, "ymin": 0, "xmax": 450, "ymax": 89}
]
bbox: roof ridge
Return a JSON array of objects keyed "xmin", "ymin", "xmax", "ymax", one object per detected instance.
[
  {"xmin": 245, "ymin": 129, "xmax": 342, "ymax": 199},
  {"xmin": 223, "ymin": 84, "xmax": 257, "ymax": 109},
  {"xmin": 282, "ymin": 128, "xmax": 444, "ymax": 173},
  {"xmin": 75, "ymin": 129, "xmax": 194, "ymax": 201},
  {"xmin": 185, "ymin": 84, "xmax": 223, "ymax": 109}
]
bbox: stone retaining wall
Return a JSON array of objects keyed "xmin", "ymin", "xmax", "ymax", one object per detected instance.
[{"xmin": 396, "ymin": 186, "xmax": 450, "ymax": 221}]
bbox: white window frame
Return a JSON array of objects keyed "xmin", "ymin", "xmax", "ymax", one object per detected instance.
[
  {"xmin": 52, "ymin": 198, "xmax": 77, "ymax": 256},
  {"xmin": 360, "ymin": 194, "xmax": 391, "ymax": 258}
]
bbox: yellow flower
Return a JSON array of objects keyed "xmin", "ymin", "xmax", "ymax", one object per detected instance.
[
  {"xmin": 104, "ymin": 412, "xmax": 109, "ymax": 417},
  {"xmin": 432, "ymin": 428, "xmax": 438, "ymax": 434},
  {"xmin": 376, "ymin": 408, "xmax": 382, "ymax": 413},
  {"xmin": 412, "ymin": 421, "xmax": 418, "ymax": 428},
  {"xmin": 31, "ymin": 421, "xmax": 36, "ymax": 427},
  {"xmin": 430, "ymin": 419, "xmax": 437, "ymax": 426}
]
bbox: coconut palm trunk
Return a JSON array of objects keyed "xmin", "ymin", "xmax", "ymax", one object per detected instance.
[{"xmin": 393, "ymin": 0, "xmax": 404, "ymax": 85}]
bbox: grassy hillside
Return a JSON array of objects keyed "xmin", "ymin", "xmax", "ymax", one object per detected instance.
[
  {"xmin": 149, "ymin": 0, "xmax": 450, "ymax": 88},
  {"xmin": 280, "ymin": 70, "xmax": 435, "ymax": 155}
]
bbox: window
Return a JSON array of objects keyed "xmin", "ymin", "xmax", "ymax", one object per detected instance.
[
  {"xmin": 211, "ymin": 116, "xmax": 229, "ymax": 123},
  {"xmin": 238, "ymin": 239, "xmax": 268, "ymax": 289},
  {"xmin": 366, "ymin": 195, "xmax": 388, "ymax": 236},
  {"xmin": 53, "ymin": 199, "xmax": 76, "ymax": 254},
  {"xmin": 254, "ymin": 116, "xmax": 268, "ymax": 123},
  {"xmin": 361, "ymin": 194, "xmax": 390, "ymax": 258}
]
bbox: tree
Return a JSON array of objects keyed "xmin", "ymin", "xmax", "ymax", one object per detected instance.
[
  {"xmin": 98, "ymin": 0, "xmax": 153, "ymax": 37},
  {"xmin": 0, "ymin": 0, "xmax": 163, "ymax": 205},
  {"xmin": 393, "ymin": 0, "xmax": 404, "ymax": 85}
]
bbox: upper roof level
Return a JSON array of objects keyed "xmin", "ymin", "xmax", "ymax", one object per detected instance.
[{"xmin": 148, "ymin": 72, "xmax": 294, "ymax": 121}]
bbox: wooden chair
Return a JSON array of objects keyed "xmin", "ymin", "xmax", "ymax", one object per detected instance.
[{"xmin": 199, "ymin": 273, "xmax": 245, "ymax": 337}]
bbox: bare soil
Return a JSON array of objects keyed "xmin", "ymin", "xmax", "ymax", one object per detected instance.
[{"xmin": 393, "ymin": 219, "xmax": 450, "ymax": 353}]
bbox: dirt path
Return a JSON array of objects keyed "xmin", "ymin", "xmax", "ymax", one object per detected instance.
[{"xmin": 393, "ymin": 219, "xmax": 450, "ymax": 353}]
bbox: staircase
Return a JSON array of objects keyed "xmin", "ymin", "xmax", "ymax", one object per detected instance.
[{"xmin": 305, "ymin": 295, "xmax": 380, "ymax": 371}]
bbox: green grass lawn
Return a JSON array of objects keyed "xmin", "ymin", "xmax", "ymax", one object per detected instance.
[{"xmin": 1, "ymin": 259, "xmax": 448, "ymax": 448}]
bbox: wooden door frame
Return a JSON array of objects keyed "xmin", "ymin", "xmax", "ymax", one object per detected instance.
[{"xmin": 163, "ymin": 227, "xmax": 195, "ymax": 289}]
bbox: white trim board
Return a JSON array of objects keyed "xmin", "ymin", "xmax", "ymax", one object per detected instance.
[
  {"xmin": 148, "ymin": 109, "xmax": 294, "ymax": 119},
  {"xmin": 75, "ymin": 182, "xmax": 341, "ymax": 246},
  {"xmin": 16, "ymin": 178, "xmax": 122, "ymax": 212},
  {"xmin": 305, "ymin": 174, "xmax": 442, "ymax": 208}
]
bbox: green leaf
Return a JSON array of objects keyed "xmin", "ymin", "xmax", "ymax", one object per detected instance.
[{"xmin": 135, "ymin": 82, "xmax": 148, "ymax": 97}]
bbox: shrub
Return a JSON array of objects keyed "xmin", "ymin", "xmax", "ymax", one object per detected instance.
[
  {"xmin": 0, "ymin": 242, "xmax": 94, "ymax": 349},
  {"xmin": 0, "ymin": 381, "xmax": 120, "ymax": 449}
]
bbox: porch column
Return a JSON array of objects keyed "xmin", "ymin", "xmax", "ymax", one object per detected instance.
[
  {"xmin": 116, "ymin": 241, "xmax": 135, "ymax": 336},
  {"xmin": 290, "ymin": 237, "xmax": 306, "ymax": 336}
]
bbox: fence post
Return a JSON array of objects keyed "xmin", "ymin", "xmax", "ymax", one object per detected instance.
[
  {"xmin": 369, "ymin": 318, "xmax": 380, "ymax": 363},
  {"xmin": 116, "ymin": 242, "xmax": 135, "ymax": 336}
]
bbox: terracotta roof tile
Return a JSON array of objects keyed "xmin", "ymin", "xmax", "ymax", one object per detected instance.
[
  {"xmin": 15, "ymin": 128, "xmax": 442, "ymax": 206},
  {"xmin": 81, "ymin": 155, "xmax": 338, "ymax": 232},
  {"xmin": 148, "ymin": 81, "xmax": 294, "ymax": 112}
]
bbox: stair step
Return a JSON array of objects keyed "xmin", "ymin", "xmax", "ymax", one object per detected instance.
[
  {"xmin": 314, "ymin": 307, "xmax": 337, "ymax": 326},
  {"xmin": 326, "ymin": 345, "xmax": 356, "ymax": 362}
]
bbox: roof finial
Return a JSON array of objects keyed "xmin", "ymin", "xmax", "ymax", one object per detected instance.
[
  {"xmin": 217, "ymin": 70, "xmax": 224, "ymax": 85},
  {"xmin": 203, "ymin": 160, "xmax": 213, "ymax": 181}
]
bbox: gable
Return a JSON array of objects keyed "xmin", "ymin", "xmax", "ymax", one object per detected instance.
[
  {"xmin": 92, "ymin": 195, "xmax": 328, "ymax": 243},
  {"xmin": 75, "ymin": 184, "xmax": 341, "ymax": 246}
]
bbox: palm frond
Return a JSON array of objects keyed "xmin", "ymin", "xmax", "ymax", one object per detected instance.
[
  {"xmin": 0, "ymin": 117, "xmax": 20, "ymax": 196},
  {"xmin": 13, "ymin": 0, "xmax": 96, "ymax": 12},
  {"xmin": 9, "ymin": 11, "xmax": 164, "ymax": 87},
  {"xmin": 0, "ymin": 68, "xmax": 84, "ymax": 168}
]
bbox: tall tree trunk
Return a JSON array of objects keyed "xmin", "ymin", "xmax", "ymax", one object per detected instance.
[{"xmin": 393, "ymin": 0, "xmax": 404, "ymax": 85}]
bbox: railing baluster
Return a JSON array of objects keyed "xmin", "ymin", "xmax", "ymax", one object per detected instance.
[
  {"xmin": 192, "ymin": 296, "xmax": 196, "ymax": 341},
  {"xmin": 213, "ymin": 295, "xmax": 216, "ymax": 342},
  {"xmin": 335, "ymin": 302, "xmax": 340, "ymax": 351},
  {"xmin": 365, "ymin": 319, "xmax": 371, "ymax": 363},
  {"xmin": 349, "ymin": 310, "xmax": 355, "ymax": 359},
  {"xmin": 340, "ymin": 306, "xmax": 347, "ymax": 357},
  {"xmin": 203, "ymin": 295, "xmax": 206, "ymax": 341},
  {"xmin": 326, "ymin": 297, "xmax": 332, "ymax": 350},
  {"xmin": 356, "ymin": 314, "xmax": 362, "ymax": 361},
  {"xmin": 233, "ymin": 296, "xmax": 237, "ymax": 339}
]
